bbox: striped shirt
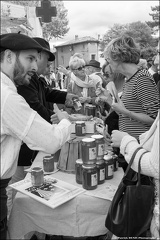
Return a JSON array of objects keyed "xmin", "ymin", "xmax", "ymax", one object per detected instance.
[{"xmin": 119, "ymin": 69, "xmax": 159, "ymax": 139}]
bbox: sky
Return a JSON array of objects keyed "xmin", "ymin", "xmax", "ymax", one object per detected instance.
[{"xmin": 52, "ymin": 0, "xmax": 158, "ymax": 46}]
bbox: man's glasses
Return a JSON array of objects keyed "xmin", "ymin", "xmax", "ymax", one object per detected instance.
[{"xmin": 73, "ymin": 66, "xmax": 85, "ymax": 71}]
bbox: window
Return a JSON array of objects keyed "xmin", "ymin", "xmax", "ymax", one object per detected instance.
[
  {"xmin": 91, "ymin": 54, "xmax": 96, "ymax": 60},
  {"xmin": 61, "ymin": 56, "xmax": 64, "ymax": 64}
]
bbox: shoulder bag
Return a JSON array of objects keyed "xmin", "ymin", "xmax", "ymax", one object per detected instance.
[{"xmin": 105, "ymin": 147, "xmax": 155, "ymax": 237}]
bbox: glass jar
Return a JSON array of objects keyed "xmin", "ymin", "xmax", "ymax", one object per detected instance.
[
  {"xmin": 82, "ymin": 164, "xmax": 98, "ymax": 190},
  {"xmin": 31, "ymin": 167, "xmax": 44, "ymax": 187},
  {"xmin": 43, "ymin": 155, "xmax": 54, "ymax": 172},
  {"xmin": 73, "ymin": 97, "xmax": 82, "ymax": 111},
  {"xmin": 75, "ymin": 121, "xmax": 86, "ymax": 136},
  {"xmin": 96, "ymin": 160, "xmax": 105, "ymax": 184},
  {"xmin": 81, "ymin": 138, "xmax": 96, "ymax": 164},
  {"xmin": 91, "ymin": 134, "xmax": 105, "ymax": 160},
  {"xmin": 103, "ymin": 154, "xmax": 114, "ymax": 180},
  {"xmin": 75, "ymin": 159, "xmax": 83, "ymax": 184}
]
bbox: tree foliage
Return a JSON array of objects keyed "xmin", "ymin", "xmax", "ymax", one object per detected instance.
[
  {"xmin": 100, "ymin": 21, "xmax": 158, "ymax": 59},
  {"xmin": 42, "ymin": 1, "xmax": 70, "ymax": 41},
  {"xmin": 8, "ymin": 1, "xmax": 70, "ymax": 41},
  {"xmin": 146, "ymin": 5, "xmax": 159, "ymax": 29}
]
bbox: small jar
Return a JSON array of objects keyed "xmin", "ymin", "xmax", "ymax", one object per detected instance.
[
  {"xmin": 31, "ymin": 167, "xmax": 44, "ymax": 187},
  {"xmin": 75, "ymin": 121, "xmax": 86, "ymax": 136},
  {"xmin": 103, "ymin": 154, "xmax": 114, "ymax": 180},
  {"xmin": 82, "ymin": 164, "xmax": 98, "ymax": 190},
  {"xmin": 91, "ymin": 134, "xmax": 105, "ymax": 160},
  {"xmin": 73, "ymin": 97, "xmax": 82, "ymax": 111},
  {"xmin": 85, "ymin": 104, "xmax": 96, "ymax": 117},
  {"xmin": 96, "ymin": 160, "xmax": 105, "ymax": 184},
  {"xmin": 112, "ymin": 154, "xmax": 119, "ymax": 171},
  {"xmin": 75, "ymin": 159, "xmax": 83, "ymax": 184},
  {"xmin": 43, "ymin": 155, "xmax": 54, "ymax": 172},
  {"xmin": 81, "ymin": 138, "xmax": 96, "ymax": 164}
]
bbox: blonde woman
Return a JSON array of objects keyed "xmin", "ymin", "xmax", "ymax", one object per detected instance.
[{"xmin": 66, "ymin": 53, "xmax": 101, "ymax": 114}]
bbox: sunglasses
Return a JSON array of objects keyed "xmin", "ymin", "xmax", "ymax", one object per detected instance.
[{"xmin": 73, "ymin": 66, "xmax": 85, "ymax": 71}]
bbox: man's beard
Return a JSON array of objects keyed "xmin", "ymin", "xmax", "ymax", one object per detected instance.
[{"xmin": 13, "ymin": 57, "xmax": 33, "ymax": 86}]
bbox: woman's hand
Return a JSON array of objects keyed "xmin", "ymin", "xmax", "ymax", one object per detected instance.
[
  {"xmin": 111, "ymin": 97, "xmax": 127, "ymax": 115},
  {"xmin": 79, "ymin": 96, "xmax": 91, "ymax": 103},
  {"xmin": 111, "ymin": 130, "xmax": 129, "ymax": 147}
]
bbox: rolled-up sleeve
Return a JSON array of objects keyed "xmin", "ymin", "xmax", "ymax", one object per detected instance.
[{"xmin": 2, "ymin": 90, "xmax": 71, "ymax": 154}]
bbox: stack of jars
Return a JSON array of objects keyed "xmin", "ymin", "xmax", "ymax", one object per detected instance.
[{"xmin": 75, "ymin": 134, "xmax": 119, "ymax": 190}]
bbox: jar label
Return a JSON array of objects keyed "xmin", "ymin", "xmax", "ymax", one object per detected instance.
[
  {"xmin": 91, "ymin": 173, "xmax": 97, "ymax": 186},
  {"xmin": 100, "ymin": 168, "xmax": 105, "ymax": 181},
  {"xmin": 82, "ymin": 126, "xmax": 86, "ymax": 134},
  {"xmin": 98, "ymin": 144, "xmax": 104, "ymax": 156},
  {"xmin": 89, "ymin": 147, "xmax": 96, "ymax": 160},
  {"xmin": 108, "ymin": 164, "xmax": 114, "ymax": 176}
]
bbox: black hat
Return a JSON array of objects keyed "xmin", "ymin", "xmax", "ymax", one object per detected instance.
[
  {"xmin": 33, "ymin": 37, "xmax": 55, "ymax": 61},
  {"xmin": 0, "ymin": 33, "xmax": 42, "ymax": 52},
  {"xmin": 86, "ymin": 60, "xmax": 101, "ymax": 69}
]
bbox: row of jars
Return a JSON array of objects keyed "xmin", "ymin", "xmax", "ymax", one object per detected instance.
[{"xmin": 75, "ymin": 153, "xmax": 118, "ymax": 190}]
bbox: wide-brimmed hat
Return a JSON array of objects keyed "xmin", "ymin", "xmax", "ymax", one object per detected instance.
[
  {"xmin": 33, "ymin": 37, "xmax": 55, "ymax": 61},
  {"xmin": 86, "ymin": 60, "xmax": 101, "ymax": 69},
  {"xmin": 0, "ymin": 33, "xmax": 42, "ymax": 53}
]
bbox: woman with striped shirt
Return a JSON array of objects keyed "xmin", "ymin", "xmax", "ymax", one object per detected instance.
[{"xmin": 103, "ymin": 35, "xmax": 159, "ymax": 140}]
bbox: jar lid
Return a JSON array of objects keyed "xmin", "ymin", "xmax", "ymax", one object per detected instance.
[
  {"xmin": 82, "ymin": 138, "xmax": 95, "ymax": 143},
  {"xmin": 96, "ymin": 160, "xmax": 105, "ymax": 165},
  {"xmin": 88, "ymin": 105, "xmax": 96, "ymax": 109},
  {"xmin": 76, "ymin": 121, "xmax": 85, "ymax": 124},
  {"xmin": 76, "ymin": 159, "xmax": 83, "ymax": 164},
  {"xmin": 31, "ymin": 167, "xmax": 43, "ymax": 172},
  {"xmin": 104, "ymin": 155, "xmax": 113, "ymax": 160},
  {"xmin": 43, "ymin": 155, "xmax": 52, "ymax": 159},
  {"xmin": 91, "ymin": 134, "xmax": 104, "ymax": 139},
  {"xmin": 82, "ymin": 164, "xmax": 96, "ymax": 169}
]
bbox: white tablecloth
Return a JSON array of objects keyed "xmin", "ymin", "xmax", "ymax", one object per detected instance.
[{"xmin": 8, "ymin": 152, "xmax": 123, "ymax": 239}]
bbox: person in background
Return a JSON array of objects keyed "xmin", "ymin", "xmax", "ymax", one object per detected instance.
[
  {"xmin": 85, "ymin": 59, "xmax": 104, "ymax": 86},
  {"xmin": 0, "ymin": 33, "xmax": 72, "ymax": 240},
  {"xmin": 111, "ymin": 110, "xmax": 159, "ymax": 239},
  {"xmin": 49, "ymin": 69, "xmax": 56, "ymax": 88},
  {"xmin": 148, "ymin": 55, "xmax": 158, "ymax": 76},
  {"xmin": 66, "ymin": 53, "xmax": 101, "ymax": 114},
  {"xmin": 152, "ymin": 41, "xmax": 160, "ymax": 90}
]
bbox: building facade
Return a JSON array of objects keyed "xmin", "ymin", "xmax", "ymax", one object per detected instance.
[{"xmin": 54, "ymin": 36, "xmax": 100, "ymax": 68}]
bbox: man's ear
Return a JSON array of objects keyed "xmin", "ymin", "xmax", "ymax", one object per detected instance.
[{"xmin": 5, "ymin": 49, "xmax": 16, "ymax": 64}]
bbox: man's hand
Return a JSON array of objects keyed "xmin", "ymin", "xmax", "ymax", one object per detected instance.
[{"xmin": 50, "ymin": 104, "xmax": 70, "ymax": 124}]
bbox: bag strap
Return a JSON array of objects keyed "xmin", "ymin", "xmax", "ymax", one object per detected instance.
[
  {"xmin": 124, "ymin": 147, "xmax": 143, "ymax": 177},
  {"xmin": 138, "ymin": 150, "xmax": 149, "ymax": 185}
]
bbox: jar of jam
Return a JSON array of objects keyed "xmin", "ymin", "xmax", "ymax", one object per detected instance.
[
  {"xmin": 31, "ymin": 167, "xmax": 44, "ymax": 187},
  {"xmin": 91, "ymin": 134, "xmax": 105, "ymax": 160},
  {"xmin": 75, "ymin": 159, "xmax": 83, "ymax": 184},
  {"xmin": 82, "ymin": 164, "xmax": 98, "ymax": 190},
  {"xmin": 96, "ymin": 160, "xmax": 105, "ymax": 184},
  {"xmin": 75, "ymin": 121, "xmax": 86, "ymax": 136},
  {"xmin": 112, "ymin": 154, "xmax": 119, "ymax": 171},
  {"xmin": 81, "ymin": 138, "xmax": 96, "ymax": 164},
  {"xmin": 103, "ymin": 154, "xmax": 114, "ymax": 180},
  {"xmin": 85, "ymin": 104, "xmax": 96, "ymax": 117},
  {"xmin": 73, "ymin": 97, "xmax": 82, "ymax": 111},
  {"xmin": 43, "ymin": 155, "xmax": 54, "ymax": 172}
]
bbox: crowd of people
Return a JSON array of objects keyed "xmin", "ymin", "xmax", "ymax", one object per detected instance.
[{"xmin": 0, "ymin": 32, "xmax": 159, "ymax": 240}]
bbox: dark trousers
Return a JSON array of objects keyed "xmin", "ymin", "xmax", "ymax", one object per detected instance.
[{"xmin": 0, "ymin": 178, "xmax": 11, "ymax": 240}]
